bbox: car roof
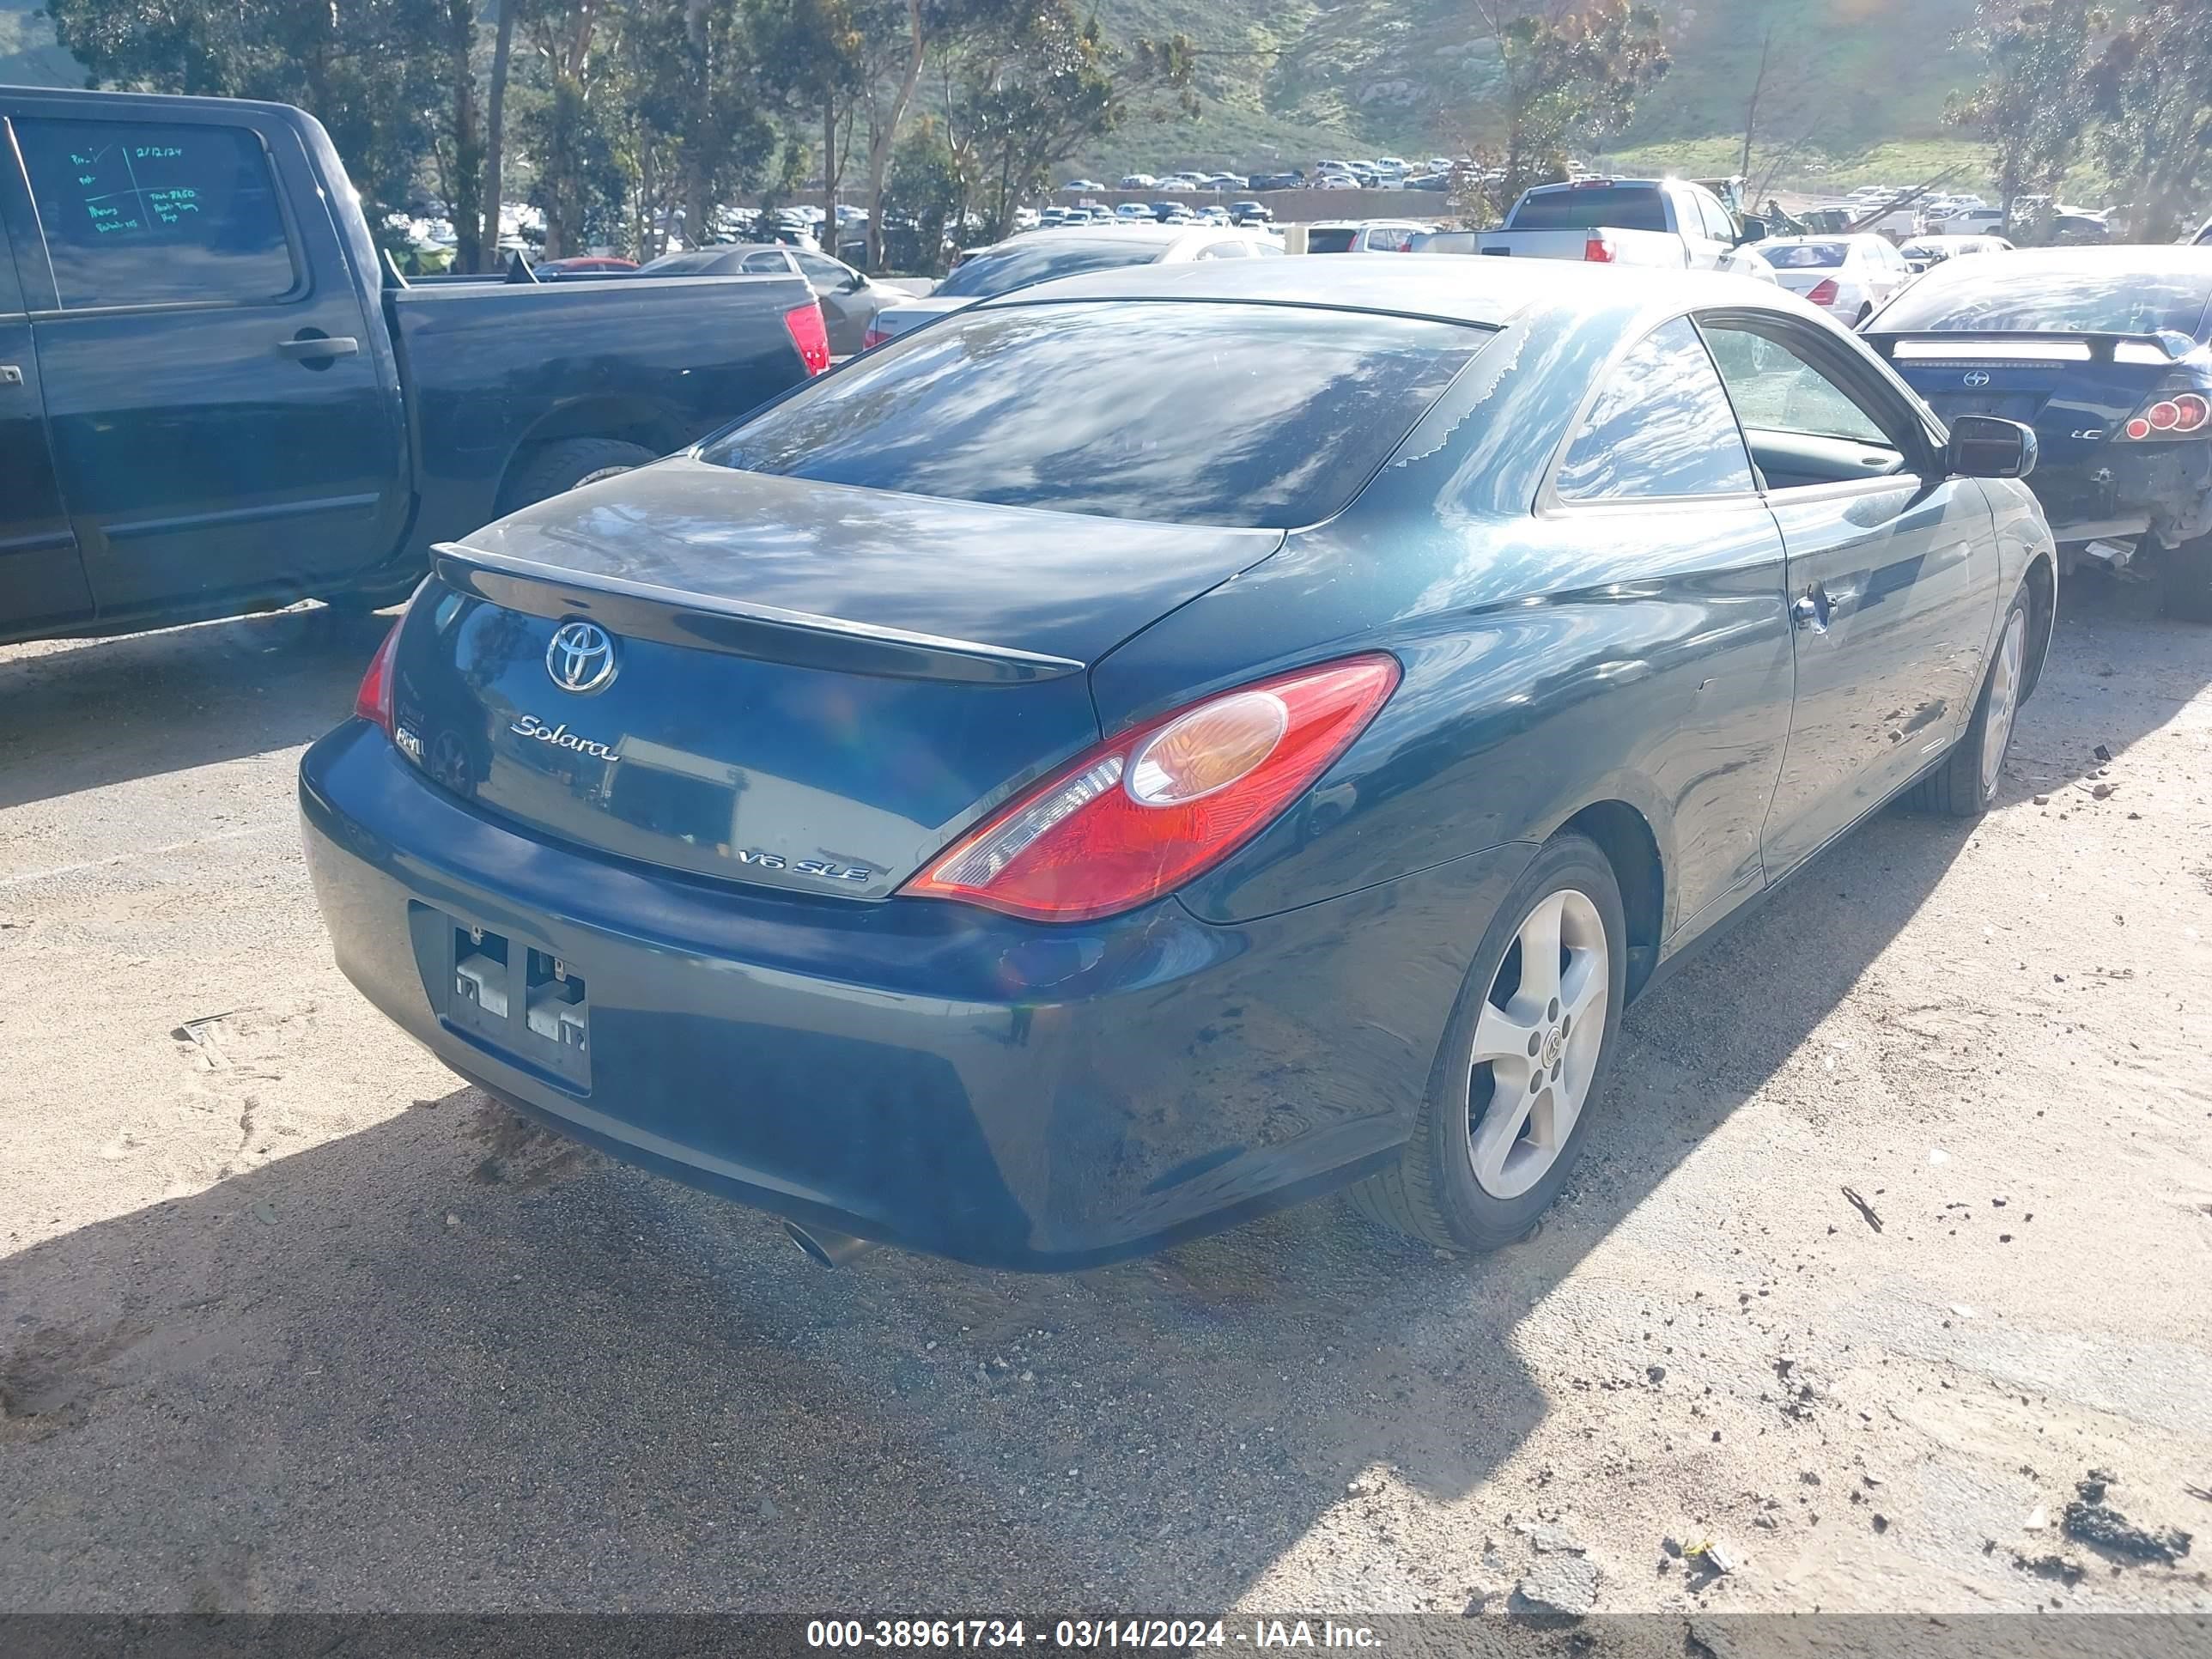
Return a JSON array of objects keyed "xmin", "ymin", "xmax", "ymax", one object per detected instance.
[{"xmin": 982, "ymin": 252, "xmax": 1798, "ymax": 331}]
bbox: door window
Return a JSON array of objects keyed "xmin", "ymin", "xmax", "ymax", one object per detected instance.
[
  {"xmin": 12, "ymin": 118, "xmax": 298, "ymax": 310},
  {"xmin": 1553, "ymin": 317, "xmax": 1756, "ymax": 501},
  {"xmin": 793, "ymin": 250, "xmax": 853, "ymax": 289},
  {"xmin": 1698, "ymin": 320, "xmax": 1898, "ymax": 448}
]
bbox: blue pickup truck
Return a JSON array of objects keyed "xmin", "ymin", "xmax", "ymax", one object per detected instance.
[
  {"xmin": 1864, "ymin": 245, "xmax": 2212, "ymax": 619},
  {"xmin": 2, "ymin": 86, "xmax": 828, "ymax": 647}
]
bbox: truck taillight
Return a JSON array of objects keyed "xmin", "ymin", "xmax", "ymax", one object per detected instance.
[
  {"xmin": 1582, "ymin": 235, "xmax": 1615, "ymax": 263},
  {"xmin": 1806, "ymin": 278, "xmax": 1839, "ymax": 306},
  {"xmin": 2120, "ymin": 392, "xmax": 2209, "ymax": 441},
  {"xmin": 783, "ymin": 302, "xmax": 831, "ymax": 374}
]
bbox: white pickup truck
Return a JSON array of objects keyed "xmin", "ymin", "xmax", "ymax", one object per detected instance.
[{"xmin": 1462, "ymin": 179, "xmax": 1778, "ymax": 276}]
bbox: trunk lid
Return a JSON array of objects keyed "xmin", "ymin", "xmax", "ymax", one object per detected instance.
[
  {"xmin": 1867, "ymin": 331, "xmax": 2188, "ymax": 471},
  {"xmin": 388, "ymin": 458, "xmax": 1280, "ymax": 898}
]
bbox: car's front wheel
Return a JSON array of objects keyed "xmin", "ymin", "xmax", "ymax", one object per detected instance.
[
  {"xmin": 1348, "ymin": 832, "xmax": 1628, "ymax": 1252},
  {"xmin": 1905, "ymin": 586, "xmax": 2029, "ymax": 815}
]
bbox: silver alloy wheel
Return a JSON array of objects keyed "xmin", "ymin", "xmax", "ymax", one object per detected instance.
[
  {"xmin": 1466, "ymin": 887, "xmax": 1609, "ymax": 1200},
  {"xmin": 1979, "ymin": 606, "xmax": 2027, "ymax": 799}
]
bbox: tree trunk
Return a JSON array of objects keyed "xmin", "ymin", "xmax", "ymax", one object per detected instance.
[
  {"xmin": 865, "ymin": 0, "xmax": 928, "ymax": 269},
  {"xmin": 824, "ymin": 98, "xmax": 838, "ymax": 259},
  {"xmin": 1738, "ymin": 28, "xmax": 1771, "ymax": 183},
  {"xmin": 481, "ymin": 0, "xmax": 516, "ymax": 266},
  {"xmin": 448, "ymin": 0, "xmax": 483, "ymax": 272}
]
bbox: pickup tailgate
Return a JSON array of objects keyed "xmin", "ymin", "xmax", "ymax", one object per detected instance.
[
  {"xmin": 387, "ymin": 459, "xmax": 1282, "ymax": 900},
  {"xmin": 1473, "ymin": 228, "xmax": 1686, "ymax": 267}
]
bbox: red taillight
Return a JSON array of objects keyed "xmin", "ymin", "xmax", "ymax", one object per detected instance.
[
  {"xmin": 861, "ymin": 325, "xmax": 890, "ymax": 349},
  {"xmin": 783, "ymin": 301, "xmax": 831, "ymax": 374},
  {"xmin": 902, "ymin": 654, "xmax": 1401, "ymax": 923},
  {"xmin": 354, "ymin": 619, "xmax": 401, "ymax": 732},
  {"xmin": 2119, "ymin": 392, "xmax": 2209, "ymax": 440},
  {"xmin": 1582, "ymin": 235, "xmax": 1615, "ymax": 263},
  {"xmin": 1806, "ymin": 278, "xmax": 1839, "ymax": 306}
]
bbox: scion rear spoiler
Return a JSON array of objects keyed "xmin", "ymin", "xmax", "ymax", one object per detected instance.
[{"xmin": 1863, "ymin": 330, "xmax": 2199, "ymax": 365}]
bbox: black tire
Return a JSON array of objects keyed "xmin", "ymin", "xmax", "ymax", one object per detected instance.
[
  {"xmin": 1905, "ymin": 585, "xmax": 2030, "ymax": 817},
  {"xmin": 2157, "ymin": 532, "xmax": 2212, "ymax": 623},
  {"xmin": 1346, "ymin": 831, "xmax": 1629, "ymax": 1253},
  {"xmin": 498, "ymin": 438, "xmax": 656, "ymax": 515}
]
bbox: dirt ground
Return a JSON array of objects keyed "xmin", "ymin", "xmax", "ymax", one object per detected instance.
[{"xmin": 2, "ymin": 584, "xmax": 2208, "ymax": 1614}]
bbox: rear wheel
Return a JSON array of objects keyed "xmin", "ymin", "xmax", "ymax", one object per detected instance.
[
  {"xmin": 1347, "ymin": 832, "xmax": 1627, "ymax": 1253},
  {"xmin": 1905, "ymin": 586, "xmax": 2028, "ymax": 816},
  {"xmin": 2157, "ymin": 531, "xmax": 2212, "ymax": 623},
  {"xmin": 499, "ymin": 437, "xmax": 656, "ymax": 515}
]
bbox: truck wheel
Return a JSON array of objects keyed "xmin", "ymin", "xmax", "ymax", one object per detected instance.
[
  {"xmin": 2157, "ymin": 532, "xmax": 2212, "ymax": 623},
  {"xmin": 1905, "ymin": 586, "xmax": 2029, "ymax": 816},
  {"xmin": 499, "ymin": 438, "xmax": 657, "ymax": 515},
  {"xmin": 1346, "ymin": 832, "xmax": 1627, "ymax": 1254}
]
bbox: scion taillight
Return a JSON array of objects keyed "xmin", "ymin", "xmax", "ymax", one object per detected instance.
[
  {"xmin": 902, "ymin": 655, "xmax": 1401, "ymax": 923},
  {"xmin": 784, "ymin": 301, "xmax": 831, "ymax": 374},
  {"xmin": 354, "ymin": 619, "xmax": 402, "ymax": 732},
  {"xmin": 1805, "ymin": 277, "xmax": 1839, "ymax": 307},
  {"xmin": 2119, "ymin": 391, "xmax": 2209, "ymax": 441}
]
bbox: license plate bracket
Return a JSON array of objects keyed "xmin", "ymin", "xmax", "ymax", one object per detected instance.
[{"xmin": 421, "ymin": 907, "xmax": 591, "ymax": 1087}]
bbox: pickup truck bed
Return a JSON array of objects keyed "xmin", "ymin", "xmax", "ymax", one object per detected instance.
[{"xmin": 0, "ymin": 84, "xmax": 820, "ymax": 647}]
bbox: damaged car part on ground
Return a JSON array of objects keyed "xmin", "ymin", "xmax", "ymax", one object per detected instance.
[{"xmin": 299, "ymin": 258, "xmax": 2057, "ymax": 1271}]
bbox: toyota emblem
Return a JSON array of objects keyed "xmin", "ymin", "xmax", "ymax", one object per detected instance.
[
  {"xmin": 1962, "ymin": 371, "xmax": 1990, "ymax": 388},
  {"xmin": 545, "ymin": 621, "xmax": 617, "ymax": 695}
]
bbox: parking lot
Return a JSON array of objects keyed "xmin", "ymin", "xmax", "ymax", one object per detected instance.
[{"xmin": 4, "ymin": 582, "xmax": 2208, "ymax": 1612}]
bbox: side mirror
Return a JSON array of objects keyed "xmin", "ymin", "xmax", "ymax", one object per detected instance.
[
  {"xmin": 1947, "ymin": 414, "xmax": 2037, "ymax": 480},
  {"xmin": 1737, "ymin": 216, "xmax": 1768, "ymax": 244},
  {"xmin": 843, "ymin": 269, "xmax": 867, "ymax": 291}
]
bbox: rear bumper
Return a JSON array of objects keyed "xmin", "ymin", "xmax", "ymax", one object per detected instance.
[
  {"xmin": 2030, "ymin": 441, "xmax": 2212, "ymax": 550},
  {"xmin": 301, "ymin": 721, "xmax": 1528, "ymax": 1269}
]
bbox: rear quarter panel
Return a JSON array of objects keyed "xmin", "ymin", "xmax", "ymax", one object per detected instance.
[{"xmin": 1091, "ymin": 307, "xmax": 1795, "ymax": 944}]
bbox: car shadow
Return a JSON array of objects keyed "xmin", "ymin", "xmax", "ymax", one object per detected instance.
[
  {"xmin": 2, "ymin": 820, "xmax": 1979, "ymax": 1611},
  {"xmin": 0, "ymin": 585, "xmax": 2203, "ymax": 1610},
  {"xmin": 0, "ymin": 605, "xmax": 391, "ymax": 813}
]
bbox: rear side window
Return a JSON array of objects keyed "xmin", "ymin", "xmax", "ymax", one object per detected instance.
[
  {"xmin": 1555, "ymin": 318, "xmax": 1755, "ymax": 501},
  {"xmin": 13, "ymin": 118, "xmax": 296, "ymax": 309},
  {"xmin": 1510, "ymin": 187, "xmax": 1669, "ymax": 234},
  {"xmin": 1764, "ymin": 242, "xmax": 1847, "ymax": 269},
  {"xmin": 703, "ymin": 301, "xmax": 1488, "ymax": 529}
]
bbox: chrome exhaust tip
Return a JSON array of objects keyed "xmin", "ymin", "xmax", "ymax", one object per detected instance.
[{"xmin": 783, "ymin": 1218, "xmax": 872, "ymax": 1267}]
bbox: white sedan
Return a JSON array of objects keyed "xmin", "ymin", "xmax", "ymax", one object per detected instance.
[{"xmin": 1753, "ymin": 234, "xmax": 1912, "ymax": 326}]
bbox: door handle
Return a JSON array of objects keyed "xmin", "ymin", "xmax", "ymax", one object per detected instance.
[
  {"xmin": 277, "ymin": 334, "xmax": 360, "ymax": 362},
  {"xmin": 1792, "ymin": 585, "xmax": 1832, "ymax": 635},
  {"xmin": 0, "ymin": 364, "xmax": 22, "ymax": 386}
]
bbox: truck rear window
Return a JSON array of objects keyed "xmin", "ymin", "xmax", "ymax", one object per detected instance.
[
  {"xmin": 702, "ymin": 301, "xmax": 1488, "ymax": 529},
  {"xmin": 1876, "ymin": 265, "xmax": 2212, "ymax": 337},
  {"xmin": 1509, "ymin": 187, "xmax": 1669, "ymax": 233}
]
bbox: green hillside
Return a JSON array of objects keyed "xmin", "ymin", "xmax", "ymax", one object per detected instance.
[
  {"xmin": 6, "ymin": 0, "xmax": 1998, "ymax": 190},
  {"xmin": 1084, "ymin": 0, "xmax": 1990, "ymax": 179}
]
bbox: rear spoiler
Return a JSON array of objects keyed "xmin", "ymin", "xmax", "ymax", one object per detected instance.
[
  {"xmin": 430, "ymin": 542, "xmax": 1085, "ymax": 685},
  {"xmin": 1864, "ymin": 330, "xmax": 2198, "ymax": 366}
]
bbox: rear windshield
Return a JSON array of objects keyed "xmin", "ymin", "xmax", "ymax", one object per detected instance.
[
  {"xmin": 702, "ymin": 301, "xmax": 1487, "ymax": 529},
  {"xmin": 934, "ymin": 240, "xmax": 1160, "ymax": 299},
  {"xmin": 1762, "ymin": 241, "xmax": 1847, "ymax": 269},
  {"xmin": 1509, "ymin": 187, "xmax": 1669, "ymax": 233},
  {"xmin": 1876, "ymin": 264, "xmax": 2212, "ymax": 336},
  {"xmin": 1306, "ymin": 228, "xmax": 1359, "ymax": 252}
]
